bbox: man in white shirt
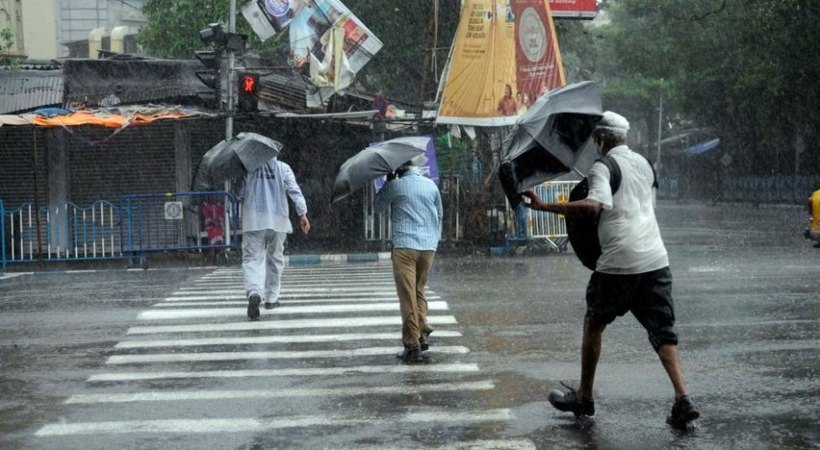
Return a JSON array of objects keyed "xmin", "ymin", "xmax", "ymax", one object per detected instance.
[
  {"xmin": 521, "ymin": 111, "xmax": 699, "ymax": 430},
  {"xmin": 237, "ymin": 156, "xmax": 310, "ymax": 320}
]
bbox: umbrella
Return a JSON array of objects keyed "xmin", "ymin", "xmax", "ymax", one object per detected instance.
[
  {"xmin": 194, "ymin": 132, "xmax": 282, "ymax": 190},
  {"xmin": 498, "ymin": 81, "xmax": 603, "ymax": 207},
  {"xmin": 332, "ymin": 136, "xmax": 430, "ymax": 203}
]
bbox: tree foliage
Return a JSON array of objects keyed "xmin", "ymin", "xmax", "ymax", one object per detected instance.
[
  {"xmin": 590, "ymin": 0, "xmax": 820, "ymax": 175},
  {"xmin": 138, "ymin": 0, "xmax": 819, "ymax": 175}
]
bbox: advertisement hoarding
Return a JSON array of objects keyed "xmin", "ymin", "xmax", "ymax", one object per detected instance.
[
  {"xmin": 436, "ymin": 0, "xmax": 566, "ymax": 126},
  {"xmin": 548, "ymin": 0, "xmax": 598, "ymax": 19}
]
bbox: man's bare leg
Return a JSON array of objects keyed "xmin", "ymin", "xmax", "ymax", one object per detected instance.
[
  {"xmin": 578, "ymin": 318, "xmax": 605, "ymax": 401},
  {"xmin": 657, "ymin": 344, "xmax": 688, "ymax": 399}
]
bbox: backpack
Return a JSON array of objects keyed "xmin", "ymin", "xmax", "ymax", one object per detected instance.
[{"xmin": 566, "ymin": 154, "xmax": 657, "ymax": 270}]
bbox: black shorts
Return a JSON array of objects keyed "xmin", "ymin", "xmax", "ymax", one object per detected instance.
[{"xmin": 585, "ymin": 267, "xmax": 678, "ymax": 351}]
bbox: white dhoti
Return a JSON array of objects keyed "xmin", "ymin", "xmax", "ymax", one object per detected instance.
[{"xmin": 242, "ymin": 229, "xmax": 287, "ymax": 302}]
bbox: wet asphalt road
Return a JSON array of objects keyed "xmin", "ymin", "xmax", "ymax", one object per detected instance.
[{"xmin": 0, "ymin": 201, "xmax": 817, "ymax": 450}]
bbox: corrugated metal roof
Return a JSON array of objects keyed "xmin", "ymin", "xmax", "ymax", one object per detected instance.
[
  {"xmin": 62, "ymin": 59, "xmax": 212, "ymax": 107},
  {"xmin": 259, "ymin": 73, "xmax": 309, "ymax": 112},
  {"xmin": 0, "ymin": 70, "xmax": 64, "ymax": 114}
]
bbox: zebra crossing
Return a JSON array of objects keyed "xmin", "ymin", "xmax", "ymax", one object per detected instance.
[{"xmin": 35, "ymin": 263, "xmax": 533, "ymax": 449}]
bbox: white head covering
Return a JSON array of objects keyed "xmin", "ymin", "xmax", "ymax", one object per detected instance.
[
  {"xmin": 595, "ymin": 111, "xmax": 630, "ymax": 140},
  {"xmin": 400, "ymin": 154, "xmax": 428, "ymax": 169}
]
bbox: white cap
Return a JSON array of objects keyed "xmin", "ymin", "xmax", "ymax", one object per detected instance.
[
  {"xmin": 595, "ymin": 111, "xmax": 630, "ymax": 139},
  {"xmin": 410, "ymin": 154, "xmax": 428, "ymax": 167}
]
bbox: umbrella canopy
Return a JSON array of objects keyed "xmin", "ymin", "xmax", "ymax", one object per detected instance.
[
  {"xmin": 498, "ymin": 81, "xmax": 603, "ymax": 207},
  {"xmin": 194, "ymin": 132, "xmax": 282, "ymax": 190},
  {"xmin": 332, "ymin": 136, "xmax": 430, "ymax": 203}
]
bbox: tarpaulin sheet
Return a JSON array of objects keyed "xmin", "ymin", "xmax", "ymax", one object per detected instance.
[{"xmin": 3, "ymin": 106, "xmax": 213, "ymax": 128}]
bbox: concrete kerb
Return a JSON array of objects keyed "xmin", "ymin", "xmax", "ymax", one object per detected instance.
[
  {"xmin": 285, "ymin": 252, "xmax": 391, "ymax": 266},
  {"xmin": 0, "ymin": 252, "xmax": 394, "ymax": 276}
]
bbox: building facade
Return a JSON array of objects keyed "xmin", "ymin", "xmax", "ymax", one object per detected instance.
[
  {"xmin": 1, "ymin": 0, "xmax": 57, "ymax": 60},
  {"xmin": 0, "ymin": 0, "xmax": 146, "ymax": 60}
]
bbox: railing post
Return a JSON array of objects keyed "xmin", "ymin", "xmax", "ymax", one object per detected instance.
[{"xmin": 1, "ymin": 198, "xmax": 5, "ymax": 271}]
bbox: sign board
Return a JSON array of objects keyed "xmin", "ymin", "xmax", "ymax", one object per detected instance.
[
  {"xmin": 548, "ymin": 0, "xmax": 598, "ymax": 19},
  {"xmin": 164, "ymin": 201, "xmax": 183, "ymax": 220},
  {"xmin": 243, "ymin": 0, "xmax": 382, "ymax": 101},
  {"xmin": 436, "ymin": 0, "xmax": 566, "ymax": 126}
]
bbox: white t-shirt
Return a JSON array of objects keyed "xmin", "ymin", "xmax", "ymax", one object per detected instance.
[{"xmin": 585, "ymin": 145, "xmax": 669, "ymax": 274}]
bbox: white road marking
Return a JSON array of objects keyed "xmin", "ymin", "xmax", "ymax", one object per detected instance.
[
  {"xmin": 65, "ymin": 380, "xmax": 495, "ymax": 404},
  {"xmin": 360, "ymin": 440, "xmax": 536, "ymax": 450},
  {"xmin": 167, "ymin": 290, "xmax": 407, "ymax": 297},
  {"xmin": 195, "ymin": 276, "xmax": 395, "ymax": 284},
  {"xmin": 107, "ymin": 346, "xmax": 470, "ymax": 364},
  {"xmin": 162, "ymin": 292, "xmax": 433, "ymax": 301},
  {"xmin": 127, "ymin": 315, "xmax": 457, "ymax": 335},
  {"xmin": 115, "ymin": 330, "xmax": 463, "ymax": 349},
  {"xmin": 154, "ymin": 297, "xmax": 397, "ymax": 306},
  {"xmin": 138, "ymin": 301, "xmax": 449, "ymax": 320},
  {"xmin": 0, "ymin": 272, "xmax": 31, "ymax": 280},
  {"xmin": 35, "ymin": 409, "xmax": 512, "ymax": 436},
  {"xmin": 88, "ymin": 362, "xmax": 481, "ymax": 381},
  {"xmin": 158, "ymin": 296, "xmax": 442, "ymax": 304},
  {"xmin": 177, "ymin": 284, "xmax": 416, "ymax": 296}
]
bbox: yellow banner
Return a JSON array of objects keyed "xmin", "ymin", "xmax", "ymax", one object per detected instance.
[{"xmin": 437, "ymin": 0, "xmax": 565, "ymax": 126}]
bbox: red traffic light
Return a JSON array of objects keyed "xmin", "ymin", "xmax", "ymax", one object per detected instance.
[
  {"xmin": 237, "ymin": 72, "xmax": 259, "ymax": 112},
  {"xmin": 241, "ymin": 74, "xmax": 256, "ymax": 94}
]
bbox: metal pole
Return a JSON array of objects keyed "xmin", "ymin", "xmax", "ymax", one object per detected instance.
[
  {"xmin": 656, "ymin": 81, "xmax": 663, "ymax": 180},
  {"xmin": 223, "ymin": 0, "xmax": 237, "ymax": 246}
]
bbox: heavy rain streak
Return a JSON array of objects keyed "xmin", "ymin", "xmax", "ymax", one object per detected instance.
[{"xmin": 0, "ymin": 1, "xmax": 817, "ymax": 449}]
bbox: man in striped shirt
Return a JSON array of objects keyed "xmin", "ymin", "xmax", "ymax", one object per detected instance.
[{"xmin": 375, "ymin": 156, "xmax": 443, "ymax": 363}]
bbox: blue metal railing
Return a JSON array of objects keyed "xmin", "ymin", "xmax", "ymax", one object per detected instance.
[
  {"xmin": 119, "ymin": 191, "xmax": 239, "ymax": 265},
  {"xmin": 1, "ymin": 192, "xmax": 240, "ymax": 268},
  {"xmin": 1, "ymin": 198, "xmax": 5, "ymax": 270},
  {"xmin": 1, "ymin": 200, "xmax": 121, "ymax": 264}
]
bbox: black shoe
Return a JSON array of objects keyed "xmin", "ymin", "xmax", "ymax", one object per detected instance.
[
  {"xmin": 396, "ymin": 347, "xmax": 421, "ymax": 363},
  {"xmin": 247, "ymin": 294, "xmax": 261, "ymax": 320},
  {"xmin": 666, "ymin": 395, "xmax": 700, "ymax": 430},
  {"xmin": 264, "ymin": 301, "xmax": 279, "ymax": 310},
  {"xmin": 548, "ymin": 382, "xmax": 595, "ymax": 417},
  {"xmin": 419, "ymin": 330, "xmax": 432, "ymax": 351}
]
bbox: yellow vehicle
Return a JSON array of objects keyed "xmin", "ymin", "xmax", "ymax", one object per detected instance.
[{"xmin": 805, "ymin": 189, "xmax": 820, "ymax": 248}]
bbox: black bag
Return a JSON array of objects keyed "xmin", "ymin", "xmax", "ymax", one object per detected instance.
[
  {"xmin": 566, "ymin": 155, "xmax": 658, "ymax": 270},
  {"xmin": 566, "ymin": 156, "xmax": 621, "ymax": 271}
]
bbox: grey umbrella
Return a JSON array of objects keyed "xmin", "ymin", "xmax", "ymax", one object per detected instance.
[
  {"xmin": 194, "ymin": 132, "xmax": 282, "ymax": 190},
  {"xmin": 498, "ymin": 81, "xmax": 603, "ymax": 207},
  {"xmin": 332, "ymin": 136, "xmax": 430, "ymax": 203}
]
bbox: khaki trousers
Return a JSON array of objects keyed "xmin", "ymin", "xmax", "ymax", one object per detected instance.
[{"xmin": 391, "ymin": 248, "xmax": 436, "ymax": 349}]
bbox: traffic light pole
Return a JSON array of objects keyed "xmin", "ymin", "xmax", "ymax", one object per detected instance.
[{"xmin": 223, "ymin": 0, "xmax": 237, "ymax": 246}]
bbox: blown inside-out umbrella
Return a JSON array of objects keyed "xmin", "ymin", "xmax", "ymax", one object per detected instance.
[
  {"xmin": 194, "ymin": 132, "xmax": 282, "ymax": 190},
  {"xmin": 332, "ymin": 136, "xmax": 430, "ymax": 203},
  {"xmin": 498, "ymin": 81, "xmax": 603, "ymax": 207}
]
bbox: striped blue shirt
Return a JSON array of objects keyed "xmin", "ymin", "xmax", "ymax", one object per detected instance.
[{"xmin": 374, "ymin": 169, "xmax": 443, "ymax": 251}]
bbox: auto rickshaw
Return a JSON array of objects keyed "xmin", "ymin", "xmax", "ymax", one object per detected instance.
[{"xmin": 805, "ymin": 189, "xmax": 820, "ymax": 248}]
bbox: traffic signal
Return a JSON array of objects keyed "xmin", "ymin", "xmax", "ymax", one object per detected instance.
[
  {"xmin": 237, "ymin": 72, "xmax": 259, "ymax": 112},
  {"xmin": 194, "ymin": 49, "xmax": 220, "ymax": 108}
]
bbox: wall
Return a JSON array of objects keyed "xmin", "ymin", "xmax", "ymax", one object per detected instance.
[
  {"xmin": 0, "ymin": 126, "xmax": 48, "ymax": 208},
  {"xmin": 21, "ymin": 0, "xmax": 57, "ymax": 59},
  {"xmin": 0, "ymin": 117, "xmax": 378, "ymax": 253}
]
